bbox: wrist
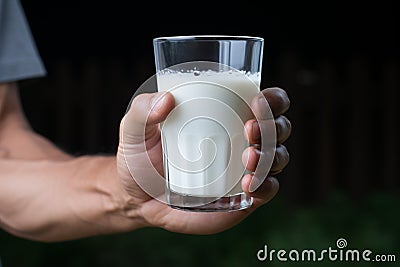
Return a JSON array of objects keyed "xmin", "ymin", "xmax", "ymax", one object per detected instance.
[{"xmin": 94, "ymin": 156, "xmax": 149, "ymax": 233}]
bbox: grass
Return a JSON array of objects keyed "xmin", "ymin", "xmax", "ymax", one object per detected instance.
[{"xmin": 0, "ymin": 190, "xmax": 398, "ymax": 267}]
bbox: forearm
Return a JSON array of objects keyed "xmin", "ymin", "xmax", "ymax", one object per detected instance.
[
  {"xmin": 0, "ymin": 82, "xmax": 70, "ymax": 160},
  {"xmin": 0, "ymin": 156, "xmax": 146, "ymax": 242},
  {"xmin": 1, "ymin": 82, "xmax": 147, "ymax": 241}
]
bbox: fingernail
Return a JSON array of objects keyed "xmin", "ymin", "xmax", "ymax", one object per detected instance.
[{"xmin": 249, "ymin": 175, "xmax": 262, "ymax": 193}]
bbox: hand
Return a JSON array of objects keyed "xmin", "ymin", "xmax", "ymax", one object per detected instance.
[{"xmin": 116, "ymin": 87, "xmax": 291, "ymax": 234}]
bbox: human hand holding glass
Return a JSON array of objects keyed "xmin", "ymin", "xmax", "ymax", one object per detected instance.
[
  {"xmin": 116, "ymin": 86, "xmax": 290, "ymax": 233},
  {"xmin": 115, "ymin": 35, "xmax": 290, "ymax": 233}
]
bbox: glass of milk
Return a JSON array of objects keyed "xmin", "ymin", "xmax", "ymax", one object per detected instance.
[{"xmin": 153, "ymin": 36, "xmax": 264, "ymax": 211}]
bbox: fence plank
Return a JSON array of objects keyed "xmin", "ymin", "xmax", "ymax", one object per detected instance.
[
  {"xmin": 82, "ymin": 60, "xmax": 102, "ymax": 153},
  {"xmin": 53, "ymin": 60, "xmax": 76, "ymax": 152},
  {"xmin": 275, "ymin": 49, "xmax": 308, "ymax": 202},
  {"xmin": 316, "ymin": 59, "xmax": 336, "ymax": 200},
  {"xmin": 381, "ymin": 60, "xmax": 399, "ymax": 189},
  {"xmin": 346, "ymin": 57, "xmax": 372, "ymax": 200}
]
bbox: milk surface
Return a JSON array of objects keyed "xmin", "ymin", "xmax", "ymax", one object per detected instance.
[{"xmin": 157, "ymin": 71, "xmax": 260, "ymax": 197}]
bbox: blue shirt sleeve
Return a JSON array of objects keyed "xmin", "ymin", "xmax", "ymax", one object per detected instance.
[{"xmin": 0, "ymin": 0, "xmax": 46, "ymax": 83}]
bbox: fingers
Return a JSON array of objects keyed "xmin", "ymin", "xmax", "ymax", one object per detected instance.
[
  {"xmin": 250, "ymin": 87, "xmax": 289, "ymax": 120},
  {"xmin": 270, "ymin": 145, "xmax": 289, "ymax": 174},
  {"xmin": 242, "ymin": 175, "xmax": 279, "ymax": 204},
  {"xmin": 275, "ymin": 116, "xmax": 292, "ymax": 144},
  {"xmin": 242, "ymin": 144, "xmax": 289, "ymax": 173},
  {"xmin": 261, "ymin": 87, "xmax": 290, "ymax": 118},
  {"xmin": 244, "ymin": 119, "xmax": 260, "ymax": 144},
  {"xmin": 126, "ymin": 92, "xmax": 174, "ymax": 126},
  {"xmin": 121, "ymin": 92, "xmax": 175, "ymax": 140},
  {"xmin": 242, "ymin": 146, "xmax": 260, "ymax": 172},
  {"xmin": 245, "ymin": 87, "xmax": 291, "ymax": 144},
  {"xmin": 240, "ymin": 88, "xmax": 290, "ymax": 203},
  {"xmin": 244, "ymin": 115, "xmax": 291, "ymax": 145}
]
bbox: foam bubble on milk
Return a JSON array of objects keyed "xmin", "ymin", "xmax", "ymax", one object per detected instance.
[{"xmin": 157, "ymin": 70, "xmax": 260, "ymax": 197}]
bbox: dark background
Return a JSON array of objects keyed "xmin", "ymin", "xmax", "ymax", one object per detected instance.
[{"xmin": 1, "ymin": 1, "xmax": 399, "ymax": 266}]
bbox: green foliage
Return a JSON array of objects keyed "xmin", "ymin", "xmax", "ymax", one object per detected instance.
[{"xmin": 1, "ymin": 191, "xmax": 398, "ymax": 267}]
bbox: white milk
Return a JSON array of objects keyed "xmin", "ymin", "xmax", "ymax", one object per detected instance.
[{"xmin": 157, "ymin": 71, "xmax": 260, "ymax": 197}]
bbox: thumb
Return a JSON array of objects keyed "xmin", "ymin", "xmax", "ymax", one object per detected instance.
[{"xmin": 120, "ymin": 92, "xmax": 175, "ymax": 142}]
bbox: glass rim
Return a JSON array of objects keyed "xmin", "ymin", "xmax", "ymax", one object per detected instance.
[{"xmin": 153, "ymin": 35, "xmax": 263, "ymax": 43}]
